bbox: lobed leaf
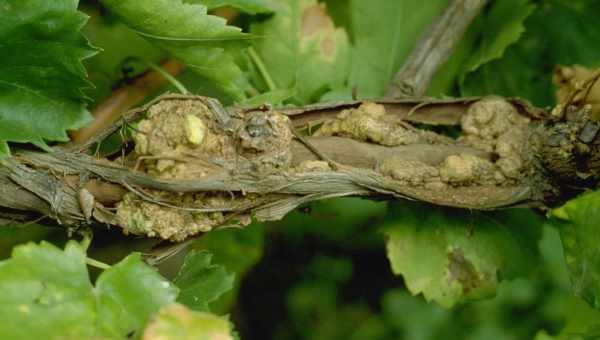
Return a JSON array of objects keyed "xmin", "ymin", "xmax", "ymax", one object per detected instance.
[
  {"xmin": 0, "ymin": 241, "xmax": 177, "ymax": 339},
  {"xmin": 428, "ymin": 0, "xmax": 536, "ymax": 96},
  {"xmin": 0, "ymin": 0, "xmax": 97, "ymax": 157},
  {"xmin": 384, "ymin": 202, "xmax": 542, "ymax": 308},
  {"xmin": 461, "ymin": 0, "xmax": 536, "ymax": 78},
  {"xmin": 99, "ymin": 0, "xmax": 251, "ymax": 101},
  {"xmin": 173, "ymin": 250, "xmax": 235, "ymax": 311},
  {"xmin": 142, "ymin": 303, "xmax": 233, "ymax": 340},
  {"xmin": 550, "ymin": 190, "xmax": 600, "ymax": 310},
  {"xmin": 249, "ymin": 0, "xmax": 350, "ymax": 105}
]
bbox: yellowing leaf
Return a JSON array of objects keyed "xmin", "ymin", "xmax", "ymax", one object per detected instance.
[
  {"xmin": 142, "ymin": 303, "xmax": 233, "ymax": 340},
  {"xmin": 0, "ymin": 241, "xmax": 177, "ymax": 339}
]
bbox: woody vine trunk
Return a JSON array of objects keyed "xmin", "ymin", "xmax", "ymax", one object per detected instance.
[{"xmin": 0, "ymin": 94, "xmax": 597, "ymax": 241}]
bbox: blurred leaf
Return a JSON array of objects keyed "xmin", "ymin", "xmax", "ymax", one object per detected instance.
[
  {"xmin": 249, "ymin": 0, "xmax": 350, "ymax": 104},
  {"xmin": 0, "ymin": 0, "xmax": 96, "ymax": 157},
  {"xmin": 188, "ymin": 0, "xmax": 276, "ymax": 14},
  {"xmin": 462, "ymin": 0, "xmax": 535, "ymax": 77},
  {"xmin": 194, "ymin": 224, "xmax": 265, "ymax": 278},
  {"xmin": 271, "ymin": 198, "xmax": 387, "ymax": 248},
  {"xmin": 191, "ymin": 224, "xmax": 265, "ymax": 313},
  {"xmin": 99, "ymin": 0, "xmax": 251, "ymax": 100},
  {"xmin": 550, "ymin": 190, "xmax": 600, "ymax": 310},
  {"xmin": 0, "ymin": 224, "xmax": 63, "ymax": 259},
  {"xmin": 174, "ymin": 250, "xmax": 234, "ymax": 311},
  {"xmin": 460, "ymin": 1, "xmax": 600, "ymax": 106},
  {"xmin": 348, "ymin": 0, "xmax": 448, "ymax": 98},
  {"xmin": 320, "ymin": 0, "xmax": 351, "ymax": 37},
  {"xmin": 95, "ymin": 253, "xmax": 178, "ymax": 338},
  {"xmin": 142, "ymin": 303, "xmax": 233, "ymax": 340},
  {"xmin": 382, "ymin": 289, "xmax": 451, "ymax": 340},
  {"xmin": 428, "ymin": 0, "xmax": 536, "ymax": 96},
  {"xmin": 0, "ymin": 241, "xmax": 96, "ymax": 339},
  {"xmin": 384, "ymin": 202, "xmax": 542, "ymax": 308},
  {"xmin": 0, "ymin": 241, "xmax": 177, "ymax": 339},
  {"xmin": 81, "ymin": 4, "xmax": 165, "ymax": 102},
  {"xmin": 239, "ymin": 88, "xmax": 297, "ymax": 107}
]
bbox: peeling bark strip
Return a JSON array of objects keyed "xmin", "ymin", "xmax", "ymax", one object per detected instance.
[{"xmin": 0, "ymin": 95, "xmax": 598, "ymax": 240}]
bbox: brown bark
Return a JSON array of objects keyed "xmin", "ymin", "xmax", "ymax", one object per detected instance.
[{"xmin": 0, "ymin": 95, "xmax": 597, "ymax": 241}]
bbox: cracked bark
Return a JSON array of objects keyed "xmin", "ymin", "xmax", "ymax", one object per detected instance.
[{"xmin": 0, "ymin": 94, "xmax": 598, "ymax": 241}]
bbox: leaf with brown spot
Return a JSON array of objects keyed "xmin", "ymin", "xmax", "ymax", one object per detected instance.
[
  {"xmin": 249, "ymin": 0, "xmax": 350, "ymax": 105},
  {"xmin": 383, "ymin": 201, "xmax": 542, "ymax": 308}
]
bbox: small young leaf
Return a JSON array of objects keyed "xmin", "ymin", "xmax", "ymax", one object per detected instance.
[
  {"xmin": 142, "ymin": 303, "xmax": 234, "ymax": 340},
  {"xmin": 0, "ymin": 0, "xmax": 97, "ymax": 157},
  {"xmin": 99, "ymin": 0, "xmax": 251, "ymax": 100},
  {"xmin": 383, "ymin": 202, "xmax": 542, "ymax": 308},
  {"xmin": 174, "ymin": 250, "xmax": 235, "ymax": 311},
  {"xmin": 249, "ymin": 0, "xmax": 350, "ymax": 105},
  {"xmin": 0, "ymin": 241, "xmax": 177, "ymax": 339},
  {"xmin": 550, "ymin": 190, "xmax": 600, "ymax": 310}
]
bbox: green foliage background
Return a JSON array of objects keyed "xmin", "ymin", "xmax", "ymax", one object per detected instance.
[{"xmin": 1, "ymin": 0, "xmax": 600, "ymax": 339}]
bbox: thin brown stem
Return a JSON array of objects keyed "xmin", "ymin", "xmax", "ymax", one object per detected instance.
[{"xmin": 386, "ymin": 0, "xmax": 487, "ymax": 98}]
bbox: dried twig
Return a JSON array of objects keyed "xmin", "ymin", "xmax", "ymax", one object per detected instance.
[
  {"xmin": 386, "ymin": 0, "xmax": 488, "ymax": 98},
  {"xmin": 68, "ymin": 59, "xmax": 185, "ymax": 146}
]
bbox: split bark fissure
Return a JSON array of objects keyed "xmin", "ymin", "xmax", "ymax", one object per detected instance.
[{"xmin": 1, "ymin": 94, "xmax": 598, "ymax": 241}]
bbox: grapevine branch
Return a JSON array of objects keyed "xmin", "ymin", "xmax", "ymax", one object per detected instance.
[
  {"xmin": 387, "ymin": 0, "xmax": 487, "ymax": 97},
  {"xmin": 2, "ymin": 0, "xmax": 599, "ymax": 243},
  {"xmin": 0, "ymin": 93, "xmax": 598, "ymax": 240}
]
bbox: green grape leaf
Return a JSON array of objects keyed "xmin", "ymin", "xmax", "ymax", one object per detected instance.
[
  {"xmin": 99, "ymin": 0, "xmax": 251, "ymax": 101},
  {"xmin": 188, "ymin": 0, "xmax": 276, "ymax": 14},
  {"xmin": 348, "ymin": 0, "xmax": 448, "ymax": 98},
  {"xmin": 192, "ymin": 224, "xmax": 265, "ymax": 313},
  {"xmin": 249, "ymin": 0, "xmax": 350, "ymax": 105},
  {"xmin": 0, "ymin": 241, "xmax": 177, "ymax": 339},
  {"xmin": 550, "ymin": 190, "xmax": 600, "ymax": 309},
  {"xmin": 95, "ymin": 253, "xmax": 179, "ymax": 338},
  {"xmin": 0, "ymin": 0, "xmax": 97, "ymax": 157},
  {"xmin": 428, "ymin": 0, "xmax": 535, "ymax": 96},
  {"xmin": 142, "ymin": 303, "xmax": 234, "ymax": 340},
  {"xmin": 462, "ymin": 0, "xmax": 535, "ymax": 77},
  {"xmin": 174, "ymin": 250, "xmax": 234, "ymax": 311},
  {"xmin": 80, "ymin": 3, "xmax": 166, "ymax": 103},
  {"xmin": 460, "ymin": 1, "xmax": 600, "ymax": 107},
  {"xmin": 383, "ymin": 202, "xmax": 541, "ymax": 308}
]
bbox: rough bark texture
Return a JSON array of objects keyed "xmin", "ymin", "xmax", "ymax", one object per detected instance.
[{"xmin": 0, "ymin": 94, "xmax": 598, "ymax": 241}]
